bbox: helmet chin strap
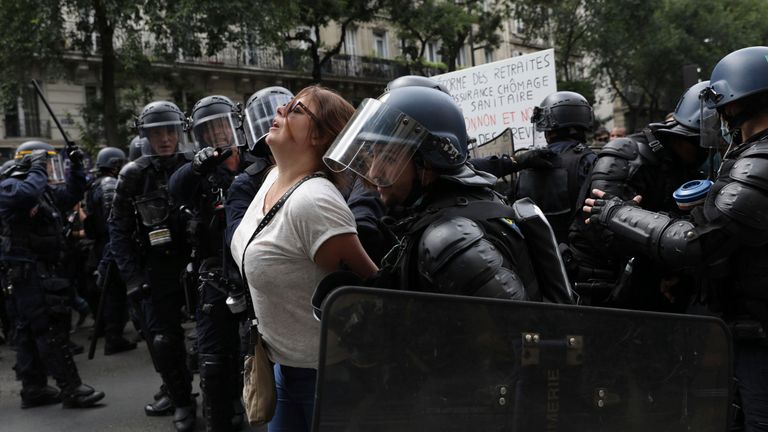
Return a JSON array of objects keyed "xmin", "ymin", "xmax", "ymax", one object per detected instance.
[{"xmin": 401, "ymin": 159, "xmax": 426, "ymax": 208}]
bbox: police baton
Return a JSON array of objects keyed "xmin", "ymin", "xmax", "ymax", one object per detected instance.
[
  {"xmin": 88, "ymin": 260, "xmax": 115, "ymax": 360},
  {"xmin": 30, "ymin": 79, "xmax": 78, "ymax": 155}
]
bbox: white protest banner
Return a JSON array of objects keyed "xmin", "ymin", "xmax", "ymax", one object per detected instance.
[{"xmin": 433, "ymin": 48, "xmax": 556, "ymax": 150}]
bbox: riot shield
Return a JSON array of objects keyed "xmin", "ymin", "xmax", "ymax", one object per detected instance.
[{"xmin": 313, "ymin": 287, "xmax": 731, "ymax": 432}]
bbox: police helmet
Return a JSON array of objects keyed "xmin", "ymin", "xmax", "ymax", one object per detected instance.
[
  {"xmin": 385, "ymin": 75, "xmax": 451, "ymax": 95},
  {"xmin": 189, "ymin": 95, "xmax": 245, "ymax": 150},
  {"xmin": 13, "ymin": 140, "xmax": 65, "ymax": 182},
  {"xmin": 95, "ymin": 146, "xmax": 127, "ymax": 171},
  {"xmin": 652, "ymin": 81, "xmax": 714, "ymax": 140},
  {"xmin": 702, "ymin": 46, "xmax": 768, "ymax": 110},
  {"xmin": 135, "ymin": 101, "xmax": 194, "ymax": 157},
  {"xmin": 243, "ymin": 86, "xmax": 294, "ymax": 153},
  {"xmin": 324, "ymin": 86, "xmax": 468, "ymax": 187},
  {"xmin": 128, "ymin": 135, "xmax": 143, "ymax": 161},
  {"xmin": 0, "ymin": 160, "xmax": 16, "ymax": 178},
  {"xmin": 532, "ymin": 91, "xmax": 594, "ymax": 132}
]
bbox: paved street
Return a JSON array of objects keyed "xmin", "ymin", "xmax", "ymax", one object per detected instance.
[{"xmin": 0, "ymin": 319, "xmax": 263, "ymax": 431}]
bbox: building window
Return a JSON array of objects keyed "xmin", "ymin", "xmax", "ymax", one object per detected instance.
[
  {"xmin": 344, "ymin": 27, "xmax": 358, "ymax": 56},
  {"xmin": 426, "ymin": 42, "xmax": 440, "ymax": 63},
  {"xmin": 458, "ymin": 45, "xmax": 468, "ymax": 66},
  {"xmin": 485, "ymin": 48, "xmax": 494, "ymax": 64},
  {"xmin": 4, "ymin": 85, "xmax": 41, "ymax": 138},
  {"xmin": 373, "ymin": 31, "xmax": 388, "ymax": 57}
]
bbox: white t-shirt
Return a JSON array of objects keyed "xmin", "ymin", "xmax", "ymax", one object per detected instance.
[{"xmin": 230, "ymin": 168, "xmax": 356, "ymax": 368}]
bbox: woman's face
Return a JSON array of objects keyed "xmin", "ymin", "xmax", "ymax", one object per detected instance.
[{"xmin": 266, "ymin": 96, "xmax": 319, "ymax": 151}]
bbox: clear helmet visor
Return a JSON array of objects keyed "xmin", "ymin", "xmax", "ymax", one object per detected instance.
[
  {"xmin": 244, "ymin": 93, "xmax": 293, "ymax": 150},
  {"xmin": 192, "ymin": 112, "xmax": 244, "ymax": 150},
  {"xmin": 139, "ymin": 121, "xmax": 196, "ymax": 157},
  {"xmin": 699, "ymin": 98, "xmax": 726, "ymax": 149},
  {"xmin": 323, "ymin": 98, "xmax": 431, "ymax": 188},
  {"xmin": 47, "ymin": 154, "xmax": 65, "ymax": 183}
]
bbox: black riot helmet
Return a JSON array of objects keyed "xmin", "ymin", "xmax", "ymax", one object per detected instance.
[
  {"xmin": 0, "ymin": 159, "xmax": 17, "ymax": 179},
  {"xmin": 385, "ymin": 75, "xmax": 451, "ymax": 95},
  {"xmin": 532, "ymin": 91, "xmax": 594, "ymax": 133},
  {"xmin": 243, "ymin": 86, "xmax": 294, "ymax": 154},
  {"xmin": 135, "ymin": 101, "xmax": 195, "ymax": 157},
  {"xmin": 14, "ymin": 140, "xmax": 65, "ymax": 182},
  {"xmin": 700, "ymin": 46, "xmax": 768, "ymax": 145},
  {"xmin": 324, "ymin": 86, "xmax": 468, "ymax": 187},
  {"xmin": 128, "ymin": 135, "xmax": 144, "ymax": 161},
  {"xmin": 95, "ymin": 146, "xmax": 127, "ymax": 172},
  {"xmin": 652, "ymin": 81, "xmax": 714, "ymax": 141},
  {"xmin": 189, "ymin": 95, "xmax": 245, "ymax": 150}
]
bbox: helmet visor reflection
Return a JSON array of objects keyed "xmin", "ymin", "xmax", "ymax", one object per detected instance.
[
  {"xmin": 699, "ymin": 98, "xmax": 724, "ymax": 149},
  {"xmin": 47, "ymin": 154, "xmax": 65, "ymax": 183},
  {"xmin": 192, "ymin": 112, "xmax": 243, "ymax": 149},
  {"xmin": 244, "ymin": 93, "xmax": 293, "ymax": 150},
  {"xmin": 323, "ymin": 98, "xmax": 431, "ymax": 188},
  {"xmin": 139, "ymin": 123, "xmax": 196, "ymax": 157}
]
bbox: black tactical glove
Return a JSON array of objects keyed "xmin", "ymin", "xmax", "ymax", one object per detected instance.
[
  {"xmin": 26, "ymin": 149, "xmax": 50, "ymax": 170},
  {"xmin": 67, "ymin": 145, "xmax": 85, "ymax": 168},
  {"xmin": 514, "ymin": 148, "xmax": 556, "ymax": 169},
  {"xmin": 192, "ymin": 147, "xmax": 232, "ymax": 175},
  {"xmin": 587, "ymin": 192, "xmax": 638, "ymax": 226}
]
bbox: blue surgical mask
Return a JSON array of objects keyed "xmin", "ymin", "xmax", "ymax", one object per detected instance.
[{"xmin": 720, "ymin": 118, "xmax": 735, "ymax": 145}]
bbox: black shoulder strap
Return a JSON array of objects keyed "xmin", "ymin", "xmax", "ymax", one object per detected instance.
[{"xmin": 408, "ymin": 199, "xmax": 515, "ymax": 235}]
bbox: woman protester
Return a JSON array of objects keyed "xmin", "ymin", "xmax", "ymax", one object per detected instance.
[{"xmin": 230, "ymin": 85, "xmax": 378, "ymax": 432}]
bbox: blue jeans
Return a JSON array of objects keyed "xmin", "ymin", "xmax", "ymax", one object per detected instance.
[
  {"xmin": 268, "ymin": 364, "xmax": 317, "ymax": 432},
  {"xmin": 734, "ymin": 341, "xmax": 768, "ymax": 431}
]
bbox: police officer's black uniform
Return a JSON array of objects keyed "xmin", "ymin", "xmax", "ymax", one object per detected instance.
[
  {"xmin": 109, "ymin": 101, "xmax": 196, "ymax": 432},
  {"xmin": 587, "ymin": 47, "xmax": 768, "ymax": 430},
  {"xmin": 514, "ymin": 91, "xmax": 597, "ymax": 244},
  {"xmin": 322, "ymin": 85, "xmax": 572, "ymax": 303},
  {"xmin": 0, "ymin": 141, "xmax": 104, "ymax": 408},
  {"xmin": 168, "ymin": 94, "xmax": 252, "ymax": 432},
  {"xmin": 84, "ymin": 146, "xmax": 135, "ymax": 354},
  {"xmin": 568, "ymin": 81, "xmax": 711, "ymax": 308}
]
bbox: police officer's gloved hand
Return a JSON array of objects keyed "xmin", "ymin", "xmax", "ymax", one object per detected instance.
[
  {"xmin": 515, "ymin": 148, "xmax": 556, "ymax": 169},
  {"xmin": 192, "ymin": 147, "xmax": 225, "ymax": 175},
  {"xmin": 67, "ymin": 145, "xmax": 85, "ymax": 168},
  {"xmin": 587, "ymin": 192, "xmax": 638, "ymax": 226},
  {"xmin": 26, "ymin": 149, "xmax": 50, "ymax": 170}
]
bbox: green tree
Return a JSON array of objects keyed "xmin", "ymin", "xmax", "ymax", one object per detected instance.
[
  {"xmin": 516, "ymin": 0, "xmax": 768, "ymax": 131},
  {"xmin": 0, "ymin": 0, "xmax": 271, "ymax": 152},
  {"xmin": 387, "ymin": 0, "xmax": 508, "ymax": 73},
  {"xmin": 272, "ymin": 0, "xmax": 381, "ymax": 83}
]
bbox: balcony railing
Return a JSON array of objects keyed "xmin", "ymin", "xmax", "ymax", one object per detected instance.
[{"xmin": 149, "ymin": 45, "xmax": 409, "ymax": 81}]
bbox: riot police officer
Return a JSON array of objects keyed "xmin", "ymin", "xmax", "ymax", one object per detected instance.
[
  {"xmin": 168, "ymin": 95, "xmax": 252, "ymax": 431},
  {"xmin": 584, "ymin": 46, "xmax": 768, "ymax": 431},
  {"xmin": 513, "ymin": 91, "xmax": 597, "ymax": 243},
  {"xmin": 84, "ymin": 146, "xmax": 135, "ymax": 354},
  {"xmin": 0, "ymin": 141, "xmax": 105, "ymax": 408},
  {"xmin": 323, "ymin": 85, "xmax": 571, "ymax": 302},
  {"xmin": 567, "ymin": 81, "xmax": 712, "ymax": 309},
  {"xmin": 109, "ymin": 101, "xmax": 197, "ymax": 431}
]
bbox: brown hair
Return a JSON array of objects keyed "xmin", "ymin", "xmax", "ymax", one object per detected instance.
[{"xmin": 292, "ymin": 85, "xmax": 355, "ymax": 190}]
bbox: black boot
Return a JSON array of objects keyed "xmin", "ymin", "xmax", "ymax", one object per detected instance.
[
  {"xmin": 104, "ymin": 336, "xmax": 137, "ymax": 355},
  {"xmin": 154, "ymin": 384, "xmax": 167, "ymax": 401},
  {"xmin": 61, "ymin": 384, "xmax": 105, "ymax": 408},
  {"xmin": 145, "ymin": 393, "xmax": 175, "ymax": 416},
  {"xmin": 21, "ymin": 385, "xmax": 61, "ymax": 409},
  {"xmin": 173, "ymin": 402, "xmax": 197, "ymax": 432}
]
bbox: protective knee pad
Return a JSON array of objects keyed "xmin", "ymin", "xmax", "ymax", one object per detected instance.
[
  {"xmin": 151, "ymin": 333, "xmax": 184, "ymax": 372},
  {"xmin": 199, "ymin": 354, "xmax": 233, "ymax": 430}
]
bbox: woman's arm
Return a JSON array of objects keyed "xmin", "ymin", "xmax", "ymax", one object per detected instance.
[{"xmin": 314, "ymin": 233, "xmax": 378, "ymax": 279}]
